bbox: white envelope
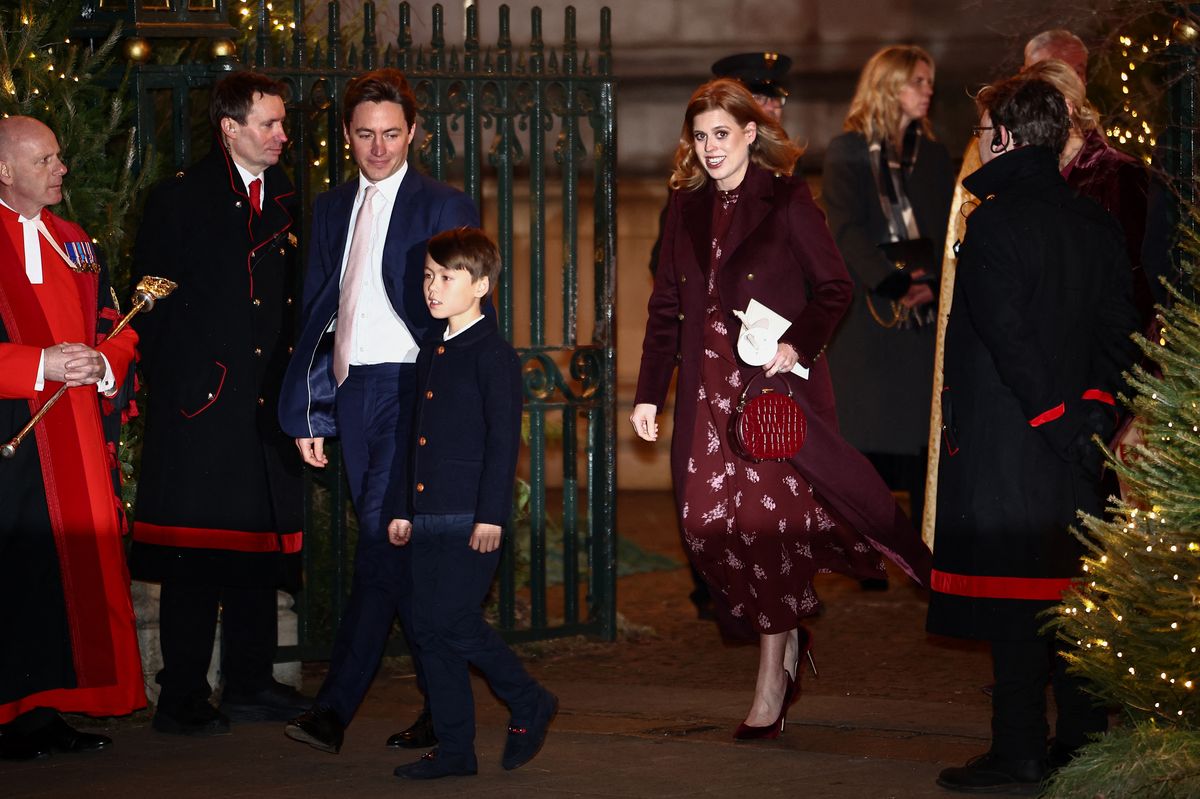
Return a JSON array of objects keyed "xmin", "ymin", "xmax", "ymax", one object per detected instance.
[{"xmin": 732, "ymin": 298, "xmax": 810, "ymax": 379}]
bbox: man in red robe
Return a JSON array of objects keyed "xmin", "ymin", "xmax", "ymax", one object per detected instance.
[{"xmin": 0, "ymin": 116, "xmax": 144, "ymax": 760}]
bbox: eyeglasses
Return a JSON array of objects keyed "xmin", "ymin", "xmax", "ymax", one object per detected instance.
[{"xmin": 971, "ymin": 125, "xmax": 994, "ymax": 138}]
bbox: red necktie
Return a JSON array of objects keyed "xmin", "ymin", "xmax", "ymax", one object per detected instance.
[{"xmin": 249, "ymin": 178, "xmax": 262, "ymax": 214}]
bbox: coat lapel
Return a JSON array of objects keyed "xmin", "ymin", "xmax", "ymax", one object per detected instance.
[
  {"xmin": 721, "ymin": 165, "xmax": 774, "ymax": 265},
  {"xmin": 681, "ymin": 183, "xmax": 714, "ymax": 275}
]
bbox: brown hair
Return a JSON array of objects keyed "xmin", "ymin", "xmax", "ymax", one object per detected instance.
[
  {"xmin": 427, "ymin": 226, "xmax": 501, "ymax": 286},
  {"xmin": 1020, "ymin": 58, "xmax": 1098, "ymax": 133},
  {"xmin": 668, "ymin": 78, "xmax": 803, "ymax": 192},
  {"xmin": 209, "ymin": 71, "xmax": 287, "ymax": 130},
  {"xmin": 976, "ymin": 74, "xmax": 1070, "ymax": 155},
  {"xmin": 844, "ymin": 45, "xmax": 935, "ymax": 144},
  {"xmin": 343, "ymin": 68, "xmax": 417, "ymax": 130}
]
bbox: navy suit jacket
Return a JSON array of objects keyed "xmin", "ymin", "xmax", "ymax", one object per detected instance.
[{"xmin": 279, "ymin": 167, "xmax": 479, "ymax": 438}]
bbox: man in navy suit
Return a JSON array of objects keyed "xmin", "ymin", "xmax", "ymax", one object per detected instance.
[{"xmin": 278, "ymin": 68, "xmax": 478, "ymax": 754}]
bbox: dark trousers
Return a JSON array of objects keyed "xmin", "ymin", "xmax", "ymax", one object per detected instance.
[
  {"xmin": 990, "ymin": 637, "xmax": 1108, "ymax": 760},
  {"xmin": 409, "ymin": 513, "xmax": 540, "ymax": 756},
  {"xmin": 865, "ymin": 450, "xmax": 926, "ymax": 524},
  {"xmin": 315, "ymin": 363, "xmax": 423, "ymax": 725},
  {"xmin": 157, "ymin": 581, "xmax": 277, "ymax": 712}
]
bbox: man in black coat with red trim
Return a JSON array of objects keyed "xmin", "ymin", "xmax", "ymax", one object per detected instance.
[
  {"xmin": 928, "ymin": 75, "xmax": 1140, "ymax": 792},
  {"xmin": 130, "ymin": 72, "xmax": 308, "ymax": 735}
]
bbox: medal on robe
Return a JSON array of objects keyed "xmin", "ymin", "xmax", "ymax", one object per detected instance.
[{"xmin": 64, "ymin": 240, "xmax": 100, "ymax": 273}]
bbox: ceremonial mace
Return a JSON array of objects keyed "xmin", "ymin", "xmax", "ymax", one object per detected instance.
[{"xmin": 1, "ymin": 275, "xmax": 177, "ymax": 459}]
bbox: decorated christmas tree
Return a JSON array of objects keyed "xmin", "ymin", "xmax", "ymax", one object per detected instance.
[
  {"xmin": 1046, "ymin": 232, "xmax": 1200, "ymax": 795},
  {"xmin": 0, "ymin": 0, "xmax": 154, "ymax": 290}
]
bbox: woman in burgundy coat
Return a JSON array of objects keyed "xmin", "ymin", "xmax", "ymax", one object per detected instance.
[{"xmin": 631, "ymin": 79, "xmax": 931, "ymax": 740}]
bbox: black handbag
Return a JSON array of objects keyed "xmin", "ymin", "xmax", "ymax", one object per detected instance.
[{"xmin": 728, "ymin": 372, "xmax": 807, "ymax": 462}]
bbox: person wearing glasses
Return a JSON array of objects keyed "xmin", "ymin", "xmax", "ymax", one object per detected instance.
[
  {"xmin": 820, "ymin": 45, "xmax": 954, "ymax": 550},
  {"xmin": 928, "ymin": 73, "xmax": 1138, "ymax": 793}
]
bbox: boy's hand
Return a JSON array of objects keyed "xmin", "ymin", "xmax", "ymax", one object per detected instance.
[
  {"xmin": 469, "ymin": 523, "xmax": 502, "ymax": 553},
  {"xmin": 387, "ymin": 518, "xmax": 412, "ymax": 547}
]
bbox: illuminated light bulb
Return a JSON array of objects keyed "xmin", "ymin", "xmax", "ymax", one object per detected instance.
[
  {"xmin": 1186, "ymin": 681, "xmax": 1194, "ymax": 689},
  {"xmin": 1162, "ymin": 672, "xmax": 1168, "ymax": 680},
  {"xmin": 1130, "ymin": 667, "xmax": 1137, "ymax": 675},
  {"xmin": 1118, "ymin": 652, "xmax": 1124, "ymax": 657},
  {"xmin": 1172, "ymin": 622, "xmax": 1179, "ymax": 629}
]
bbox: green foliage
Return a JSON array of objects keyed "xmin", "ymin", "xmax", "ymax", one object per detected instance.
[
  {"xmin": 1043, "ymin": 722, "xmax": 1200, "ymax": 799},
  {"xmin": 0, "ymin": 0, "xmax": 156, "ymax": 291},
  {"xmin": 1051, "ymin": 256, "xmax": 1200, "ymax": 731}
]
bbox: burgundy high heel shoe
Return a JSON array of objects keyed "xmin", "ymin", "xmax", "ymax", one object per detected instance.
[{"xmin": 733, "ymin": 672, "xmax": 794, "ymax": 741}]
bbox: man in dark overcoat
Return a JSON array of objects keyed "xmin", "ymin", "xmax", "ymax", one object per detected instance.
[
  {"xmin": 129, "ymin": 71, "xmax": 308, "ymax": 735},
  {"xmin": 928, "ymin": 75, "xmax": 1140, "ymax": 793}
]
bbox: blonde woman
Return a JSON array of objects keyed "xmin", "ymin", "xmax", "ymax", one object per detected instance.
[{"xmin": 821, "ymin": 45, "xmax": 954, "ymax": 532}]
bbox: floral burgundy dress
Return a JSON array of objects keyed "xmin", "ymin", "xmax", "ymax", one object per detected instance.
[{"xmin": 679, "ymin": 187, "xmax": 887, "ymax": 638}]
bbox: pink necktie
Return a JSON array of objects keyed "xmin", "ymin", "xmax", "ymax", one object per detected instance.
[
  {"xmin": 248, "ymin": 178, "xmax": 262, "ymax": 214},
  {"xmin": 333, "ymin": 185, "xmax": 379, "ymax": 385}
]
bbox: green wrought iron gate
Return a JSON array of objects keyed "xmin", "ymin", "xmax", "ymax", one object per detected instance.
[{"xmin": 108, "ymin": 1, "xmax": 618, "ymax": 656}]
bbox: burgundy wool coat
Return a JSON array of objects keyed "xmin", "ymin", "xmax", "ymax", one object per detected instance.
[{"xmin": 634, "ymin": 164, "xmax": 932, "ymax": 585}]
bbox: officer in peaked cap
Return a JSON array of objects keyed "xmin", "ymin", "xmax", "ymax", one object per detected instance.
[{"xmin": 711, "ymin": 51, "xmax": 792, "ymax": 122}]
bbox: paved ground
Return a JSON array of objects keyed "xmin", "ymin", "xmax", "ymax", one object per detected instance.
[{"xmin": 3, "ymin": 491, "xmax": 1007, "ymax": 798}]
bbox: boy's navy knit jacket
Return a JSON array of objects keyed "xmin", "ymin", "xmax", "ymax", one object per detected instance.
[{"xmin": 389, "ymin": 314, "xmax": 523, "ymax": 526}]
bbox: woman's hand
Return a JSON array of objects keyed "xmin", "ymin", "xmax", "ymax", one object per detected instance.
[
  {"xmin": 630, "ymin": 403, "xmax": 659, "ymax": 442},
  {"xmin": 764, "ymin": 342, "xmax": 799, "ymax": 377}
]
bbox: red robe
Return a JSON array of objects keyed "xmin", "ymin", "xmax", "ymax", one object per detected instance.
[{"xmin": 0, "ymin": 205, "xmax": 144, "ymax": 722}]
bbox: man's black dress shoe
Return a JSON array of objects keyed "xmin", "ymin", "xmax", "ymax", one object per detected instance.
[
  {"xmin": 393, "ymin": 749, "xmax": 477, "ymax": 780},
  {"xmin": 0, "ymin": 730, "xmax": 51, "ymax": 761},
  {"xmin": 501, "ymin": 688, "xmax": 558, "ymax": 770},
  {"xmin": 936, "ymin": 751, "xmax": 1046, "ymax": 794},
  {"xmin": 221, "ymin": 680, "xmax": 313, "ymax": 723},
  {"xmin": 386, "ymin": 708, "xmax": 437, "ymax": 749},
  {"xmin": 284, "ymin": 707, "xmax": 344, "ymax": 754},
  {"xmin": 152, "ymin": 697, "xmax": 231, "ymax": 737},
  {"xmin": 41, "ymin": 715, "xmax": 112, "ymax": 753}
]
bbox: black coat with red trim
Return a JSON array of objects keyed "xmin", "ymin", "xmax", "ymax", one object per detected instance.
[
  {"xmin": 927, "ymin": 146, "xmax": 1140, "ymax": 641},
  {"xmin": 129, "ymin": 143, "xmax": 303, "ymax": 588}
]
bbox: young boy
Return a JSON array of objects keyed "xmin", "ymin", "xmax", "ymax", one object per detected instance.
[{"xmin": 386, "ymin": 227, "xmax": 557, "ymax": 780}]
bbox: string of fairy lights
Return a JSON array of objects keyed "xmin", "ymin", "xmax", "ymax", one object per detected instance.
[{"xmin": 1109, "ymin": 33, "xmax": 1166, "ymax": 163}]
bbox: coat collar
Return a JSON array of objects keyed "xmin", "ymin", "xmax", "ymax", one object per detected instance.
[
  {"xmin": 963, "ymin": 145, "xmax": 1062, "ymax": 200},
  {"xmin": 678, "ymin": 163, "xmax": 778, "ymax": 271},
  {"xmin": 427, "ymin": 311, "xmax": 497, "ymax": 349}
]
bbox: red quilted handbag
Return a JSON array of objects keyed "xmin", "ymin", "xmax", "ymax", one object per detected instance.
[{"xmin": 728, "ymin": 372, "xmax": 807, "ymax": 462}]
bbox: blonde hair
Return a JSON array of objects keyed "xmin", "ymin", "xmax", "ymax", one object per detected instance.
[
  {"xmin": 844, "ymin": 45, "xmax": 936, "ymax": 144},
  {"xmin": 668, "ymin": 78, "xmax": 804, "ymax": 192},
  {"xmin": 1020, "ymin": 58, "xmax": 1099, "ymax": 133}
]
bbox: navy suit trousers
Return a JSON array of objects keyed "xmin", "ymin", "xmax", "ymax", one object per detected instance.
[
  {"xmin": 315, "ymin": 363, "xmax": 422, "ymax": 725},
  {"xmin": 409, "ymin": 513, "xmax": 540, "ymax": 756}
]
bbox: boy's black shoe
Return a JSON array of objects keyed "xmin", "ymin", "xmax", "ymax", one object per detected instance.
[
  {"xmin": 152, "ymin": 697, "xmax": 231, "ymax": 737},
  {"xmin": 501, "ymin": 688, "xmax": 558, "ymax": 770},
  {"xmin": 221, "ymin": 680, "xmax": 312, "ymax": 722},
  {"xmin": 936, "ymin": 752, "xmax": 1046, "ymax": 794},
  {"xmin": 284, "ymin": 706, "xmax": 343, "ymax": 754},
  {"xmin": 385, "ymin": 708, "xmax": 437, "ymax": 748},
  {"xmin": 393, "ymin": 749, "xmax": 477, "ymax": 779}
]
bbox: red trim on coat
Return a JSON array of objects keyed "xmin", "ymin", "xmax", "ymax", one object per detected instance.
[
  {"xmin": 133, "ymin": 522, "xmax": 303, "ymax": 554},
  {"xmin": 1029, "ymin": 403, "xmax": 1065, "ymax": 427},
  {"xmin": 1082, "ymin": 389, "xmax": 1115, "ymax": 405},
  {"xmin": 179, "ymin": 361, "xmax": 227, "ymax": 418},
  {"xmin": 931, "ymin": 568, "xmax": 1074, "ymax": 600}
]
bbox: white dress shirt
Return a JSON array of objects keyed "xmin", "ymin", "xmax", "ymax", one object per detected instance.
[
  {"xmin": 338, "ymin": 162, "xmax": 420, "ymax": 365},
  {"xmin": 233, "ymin": 162, "xmax": 265, "ymax": 209}
]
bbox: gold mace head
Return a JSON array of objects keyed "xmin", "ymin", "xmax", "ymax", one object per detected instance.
[{"xmin": 133, "ymin": 276, "xmax": 178, "ymax": 312}]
